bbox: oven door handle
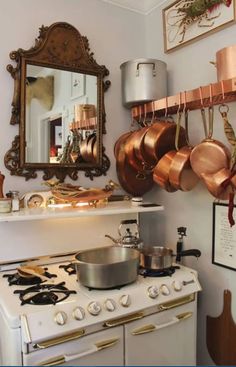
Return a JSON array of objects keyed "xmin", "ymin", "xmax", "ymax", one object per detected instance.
[
  {"xmin": 38, "ymin": 337, "xmax": 120, "ymax": 366},
  {"xmin": 131, "ymin": 311, "xmax": 193, "ymax": 335}
]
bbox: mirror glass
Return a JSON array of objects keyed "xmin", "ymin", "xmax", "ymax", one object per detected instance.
[
  {"xmin": 25, "ymin": 64, "xmax": 97, "ymax": 164},
  {"xmin": 4, "ymin": 22, "xmax": 111, "ymax": 181}
]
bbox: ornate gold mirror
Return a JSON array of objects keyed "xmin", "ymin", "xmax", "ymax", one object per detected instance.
[{"xmin": 4, "ymin": 22, "xmax": 111, "ymax": 181}]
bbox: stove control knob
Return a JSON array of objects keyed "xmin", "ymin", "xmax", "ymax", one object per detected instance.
[
  {"xmin": 160, "ymin": 284, "xmax": 170, "ymax": 296},
  {"xmin": 120, "ymin": 294, "xmax": 131, "ymax": 307},
  {"xmin": 87, "ymin": 301, "xmax": 102, "ymax": 316},
  {"xmin": 104, "ymin": 298, "xmax": 116, "ymax": 312},
  {"xmin": 72, "ymin": 306, "xmax": 85, "ymax": 321},
  {"xmin": 147, "ymin": 285, "xmax": 159, "ymax": 299},
  {"xmin": 54, "ymin": 311, "xmax": 67, "ymax": 326},
  {"xmin": 172, "ymin": 280, "xmax": 182, "ymax": 292}
]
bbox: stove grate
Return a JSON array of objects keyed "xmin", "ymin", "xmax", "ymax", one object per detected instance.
[
  {"xmin": 139, "ymin": 266, "xmax": 180, "ymax": 277},
  {"xmin": 13, "ymin": 282, "xmax": 77, "ymax": 305},
  {"xmin": 59, "ymin": 263, "xmax": 76, "ymax": 275},
  {"xmin": 3, "ymin": 268, "xmax": 57, "ymax": 286}
]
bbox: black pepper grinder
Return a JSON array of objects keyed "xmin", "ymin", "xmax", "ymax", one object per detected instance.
[{"xmin": 176, "ymin": 227, "xmax": 187, "ymax": 262}]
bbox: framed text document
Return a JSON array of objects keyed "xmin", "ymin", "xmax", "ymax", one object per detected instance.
[{"xmin": 213, "ymin": 202, "xmax": 236, "ymax": 271}]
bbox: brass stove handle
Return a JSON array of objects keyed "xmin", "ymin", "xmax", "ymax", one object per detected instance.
[
  {"xmin": 38, "ymin": 337, "xmax": 120, "ymax": 366},
  {"xmin": 104, "ymin": 311, "xmax": 144, "ymax": 327},
  {"xmin": 34, "ymin": 329, "xmax": 85, "ymax": 349},
  {"xmin": 131, "ymin": 312, "xmax": 193, "ymax": 335},
  {"xmin": 158, "ymin": 293, "xmax": 195, "ymax": 311}
]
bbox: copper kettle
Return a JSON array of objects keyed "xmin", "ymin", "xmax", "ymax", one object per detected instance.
[{"xmin": 105, "ymin": 219, "xmax": 143, "ymax": 249}]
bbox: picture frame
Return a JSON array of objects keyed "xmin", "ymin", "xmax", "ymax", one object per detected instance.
[
  {"xmin": 70, "ymin": 72, "xmax": 85, "ymax": 100},
  {"xmin": 212, "ymin": 202, "xmax": 236, "ymax": 271},
  {"xmin": 163, "ymin": 0, "xmax": 236, "ymax": 53}
]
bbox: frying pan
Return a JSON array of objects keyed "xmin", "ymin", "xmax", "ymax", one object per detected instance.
[
  {"xmin": 124, "ymin": 130, "xmax": 146, "ymax": 172},
  {"xmin": 116, "ymin": 133, "xmax": 153, "ymax": 196},
  {"xmin": 114, "ymin": 131, "xmax": 132, "ymax": 160},
  {"xmin": 190, "ymin": 106, "xmax": 230, "ymax": 177},
  {"xmin": 133, "ymin": 126, "xmax": 154, "ymax": 170}
]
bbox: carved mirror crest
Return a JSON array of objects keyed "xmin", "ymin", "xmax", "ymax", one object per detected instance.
[{"xmin": 4, "ymin": 22, "xmax": 111, "ymax": 181}]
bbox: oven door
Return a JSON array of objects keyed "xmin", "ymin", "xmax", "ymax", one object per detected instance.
[
  {"xmin": 125, "ymin": 298, "xmax": 197, "ymax": 366},
  {"xmin": 23, "ymin": 326, "xmax": 124, "ymax": 366}
]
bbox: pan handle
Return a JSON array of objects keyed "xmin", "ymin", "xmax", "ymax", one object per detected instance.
[{"xmin": 176, "ymin": 249, "xmax": 201, "ymax": 260}]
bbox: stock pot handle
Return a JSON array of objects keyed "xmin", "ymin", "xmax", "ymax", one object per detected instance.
[
  {"xmin": 136, "ymin": 62, "xmax": 156, "ymax": 77},
  {"xmin": 131, "ymin": 312, "xmax": 193, "ymax": 336}
]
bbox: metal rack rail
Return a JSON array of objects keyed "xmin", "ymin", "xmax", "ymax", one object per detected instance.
[{"xmin": 131, "ymin": 77, "xmax": 236, "ymax": 118}]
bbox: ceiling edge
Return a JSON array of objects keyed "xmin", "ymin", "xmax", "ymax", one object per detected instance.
[
  {"xmin": 101, "ymin": 0, "xmax": 146, "ymax": 15},
  {"xmin": 144, "ymin": 0, "xmax": 169, "ymax": 15}
]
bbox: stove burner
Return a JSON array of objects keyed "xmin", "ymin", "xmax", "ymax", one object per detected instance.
[
  {"xmin": 59, "ymin": 263, "xmax": 76, "ymax": 275},
  {"xmin": 139, "ymin": 266, "xmax": 180, "ymax": 277},
  {"xmin": 14, "ymin": 282, "xmax": 77, "ymax": 305},
  {"xmin": 3, "ymin": 268, "xmax": 57, "ymax": 286}
]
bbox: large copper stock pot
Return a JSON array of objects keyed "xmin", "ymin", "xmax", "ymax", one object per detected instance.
[{"xmin": 211, "ymin": 45, "xmax": 236, "ymax": 81}]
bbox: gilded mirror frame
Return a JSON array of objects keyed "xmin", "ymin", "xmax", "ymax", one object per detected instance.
[{"xmin": 4, "ymin": 22, "xmax": 111, "ymax": 181}]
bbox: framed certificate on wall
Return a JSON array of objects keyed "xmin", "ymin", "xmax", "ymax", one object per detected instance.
[{"xmin": 212, "ymin": 202, "xmax": 236, "ymax": 271}]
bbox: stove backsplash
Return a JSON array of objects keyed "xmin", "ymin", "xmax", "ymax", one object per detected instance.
[{"xmin": 0, "ymin": 213, "xmax": 142, "ymax": 264}]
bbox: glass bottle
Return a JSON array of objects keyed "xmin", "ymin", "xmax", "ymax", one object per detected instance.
[{"xmin": 10, "ymin": 191, "xmax": 20, "ymax": 212}]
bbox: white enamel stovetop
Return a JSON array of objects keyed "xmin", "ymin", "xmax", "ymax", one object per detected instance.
[{"xmin": 0, "ymin": 261, "xmax": 201, "ymax": 344}]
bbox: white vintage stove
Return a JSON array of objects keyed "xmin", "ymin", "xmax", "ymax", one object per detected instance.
[{"xmin": 0, "ymin": 253, "xmax": 201, "ymax": 366}]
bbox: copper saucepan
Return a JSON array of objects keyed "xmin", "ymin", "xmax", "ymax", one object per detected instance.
[
  {"xmin": 143, "ymin": 118, "xmax": 187, "ymax": 166},
  {"xmin": 152, "ymin": 111, "xmax": 183, "ymax": 192},
  {"xmin": 190, "ymin": 106, "xmax": 230, "ymax": 177},
  {"xmin": 169, "ymin": 110, "xmax": 199, "ymax": 191}
]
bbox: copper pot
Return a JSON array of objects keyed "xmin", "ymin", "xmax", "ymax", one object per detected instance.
[
  {"xmin": 143, "ymin": 119, "xmax": 187, "ymax": 166},
  {"xmin": 116, "ymin": 134, "xmax": 153, "ymax": 196},
  {"xmin": 168, "ymin": 111, "xmax": 199, "ymax": 191},
  {"xmin": 201, "ymin": 168, "xmax": 236, "ymax": 200},
  {"xmin": 190, "ymin": 106, "xmax": 230, "ymax": 177},
  {"xmin": 153, "ymin": 150, "xmax": 178, "ymax": 192},
  {"xmin": 211, "ymin": 45, "xmax": 236, "ymax": 81}
]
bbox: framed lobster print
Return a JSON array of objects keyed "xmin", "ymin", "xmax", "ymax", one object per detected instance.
[{"xmin": 163, "ymin": 0, "xmax": 236, "ymax": 53}]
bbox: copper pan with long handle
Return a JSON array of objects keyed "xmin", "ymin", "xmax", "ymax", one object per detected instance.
[
  {"xmin": 169, "ymin": 109, "xmax": 199, "ymax": 191},
  {"xmin": 143, "ymin": 118, "xmax": 187, "ymax": 166},
  {"xmin": 190, "ymin": 106, "xmax": 231, "ymax": 177},
  {"xmin": 153, "ymin": 110, "xmax": 183, "ymax": 192}
]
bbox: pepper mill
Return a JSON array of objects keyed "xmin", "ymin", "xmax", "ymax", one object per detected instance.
[
  {"xmin": 176, "ymin": 227, "xmax": 187, "ymax": 262},
  {"xmin": 0, "ymin": 172, "xmax": 5, "ymax": 198}
]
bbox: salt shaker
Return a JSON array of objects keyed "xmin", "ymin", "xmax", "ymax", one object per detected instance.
[{"xmin": 10, "ymin": 191, "xmax": 20, "ymax": 212}]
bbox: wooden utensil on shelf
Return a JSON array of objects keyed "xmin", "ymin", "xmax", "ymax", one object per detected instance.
[
  {"xmin": 206, "ymin": 289, "xmax": 236, "ymax": 365},
  {"xmin": 0, "ymin": 172, "xmax": 5, "ymax": 198}
]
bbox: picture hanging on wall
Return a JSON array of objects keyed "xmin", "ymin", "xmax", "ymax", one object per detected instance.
[
  {"xmin": 212, "ymin": 202, "xmax": 236, "ymax": 271},
  {"xmin": 163, "ymin": 0, "xmax": 236, "ymax": 53},
  {"xmin": 71, "ymin": 73, "xmax": 85, "ymax": 100}
]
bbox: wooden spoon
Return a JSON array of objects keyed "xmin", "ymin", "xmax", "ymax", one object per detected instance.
[{"xmin": 17, "ymin": 266, "xmax": 50, "ymax": 282}]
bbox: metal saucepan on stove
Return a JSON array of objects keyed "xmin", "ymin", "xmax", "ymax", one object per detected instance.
[
  {"xmin": 140, "ymin": 246, "xmax": 201, "ymax": 271},
  {"xmin": 75, "ymin": 246, "xmax": 140, "ymax": 289}
]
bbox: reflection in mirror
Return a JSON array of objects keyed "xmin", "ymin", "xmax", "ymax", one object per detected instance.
[
  {"xmin": 4, "ymin": 22, "xmax": 111, "ymax": 181},
  {"xmin": 25, "ymin": 65, "xmax": 98, "ymax": 165}
]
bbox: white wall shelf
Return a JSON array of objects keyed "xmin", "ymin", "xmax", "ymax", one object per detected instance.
[{"xmin": 0, "ymin": 201, "xmax": 164, "ymax": 222}]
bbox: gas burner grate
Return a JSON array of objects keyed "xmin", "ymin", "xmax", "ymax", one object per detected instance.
[
  {"xmin": 59, "ymin": 263, "xmax": 76, "ymax": 275},
  {"xmin": 13, "ymin": 282, "xmax": 77, "ymax": 305},
  {"xmin": 139, "ymin": 266, "xmax": 180, "ymax": 277},
  {"xmin": 3, "ymin": 268, "xmax": 57, "ymax": 286}
]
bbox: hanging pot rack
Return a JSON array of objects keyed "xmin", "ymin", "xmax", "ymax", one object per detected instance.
[{"xmin": 131, "ymin": 77, "xmax": 236, "ymax": 119}]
